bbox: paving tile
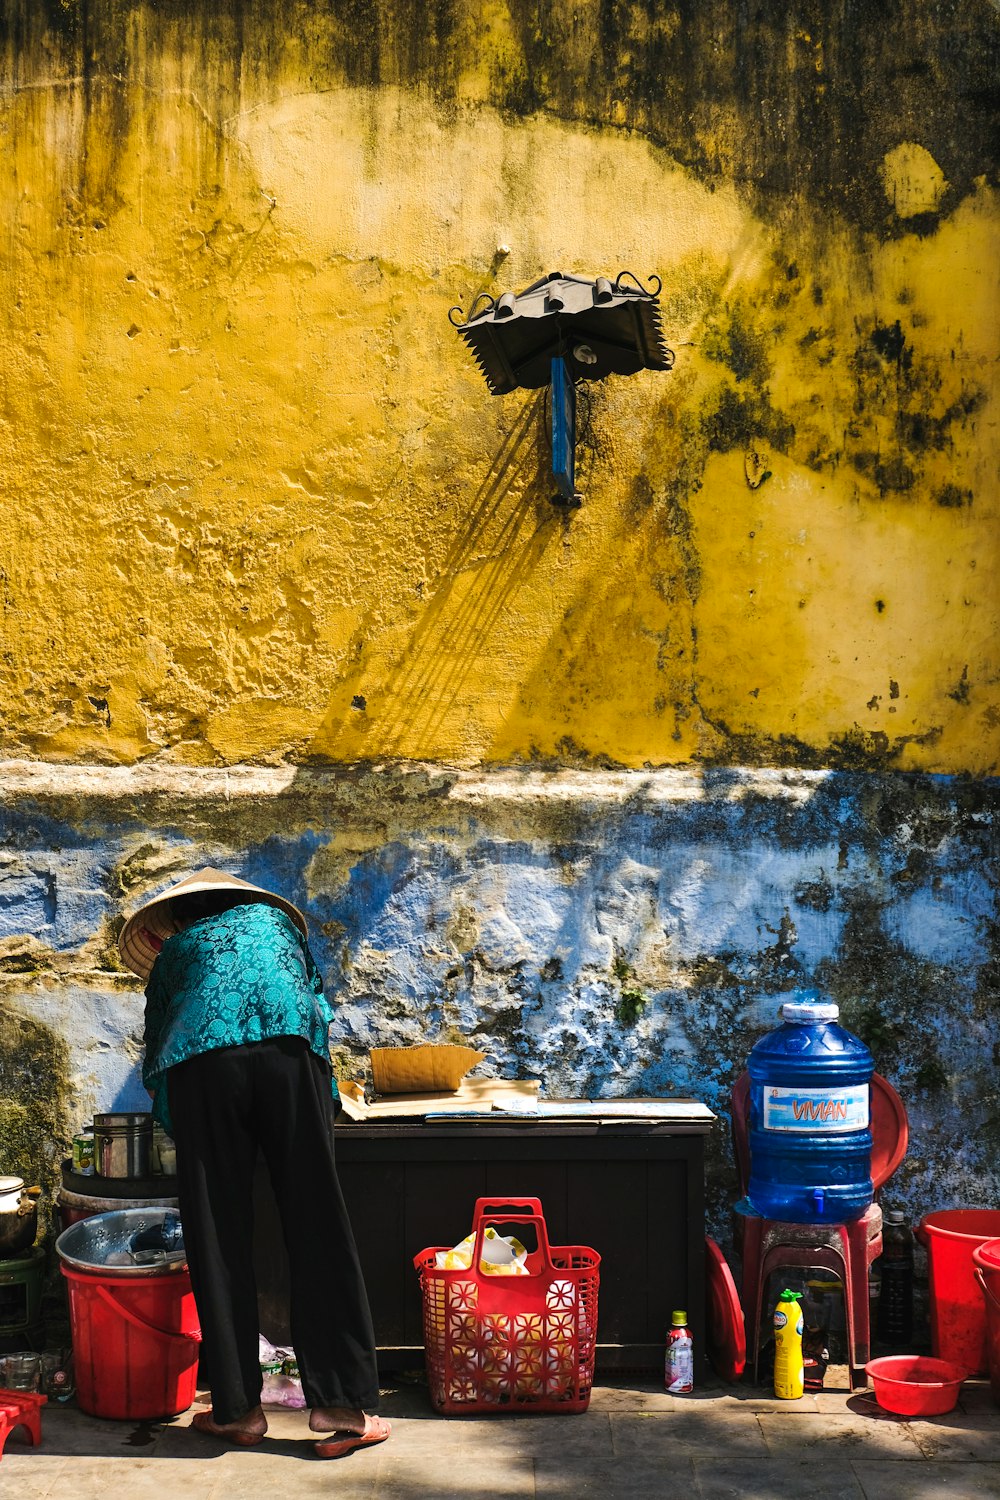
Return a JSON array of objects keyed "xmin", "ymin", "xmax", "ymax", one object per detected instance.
[
  {"xmin": 535, "ymin": 1453, "xmax": 696, "ymax": 1497},
  {"xmin": 373, "ymin": 1447, "xmax": 535, "ymax": 1498},
  {"xmin": 588, "ymin": 1384, "xmax": 678, "ymax": 1412},
  {"xmin": 815, "ymin": 1389, "xmax": 874, "ymax": 1413},
  {"xmin": 684, "ymin": 1388, "xmax": 822, "ymax": 1414},
  {"xmin": 38, "ymin": 1456, "xmax": 230, "ymax": 1498},
  {"xmin": 152, "ymin": 1423, "xmax": 311, "ymax": 1463},
  {"xmin": 0, "ymin": 1456, "xmax": 71, "ymax": 1499},
  {"xmin": 843, "ymin": 1391, "xmax": 927, "ymax": 1425},
  {"xmin": 612, "ymin": 1410, "xmax": 768, "ymax": 1456},
  {"xmin": 758, "ymin": 1413, "xmax": 924, "ymax": 1460},
  {"xmin": 432, "ymin": 1411, "xmax": 614, "ymax": 1457},
  {"xmin": 362, "ymin": 1414, "xmax": 472, "ymax": 1455},
  {"xmin": 19, "ymin": 1405, "xmax": 169, "ymax": 1457},
  {"xmin": 852, "ymin": 1460, "xmax": 1000, "ymax": 1498},
  {"xmin": 211, "ymin": 1447, "xmax": 380, "ymax": 1499},
  {"xmin": 908, "ymin": 1415, "xmax": 1000, "ymax": 1463},
  {"xmin": 693, "ymin": 1458, "xmax": 867, "ymax": 1499}
]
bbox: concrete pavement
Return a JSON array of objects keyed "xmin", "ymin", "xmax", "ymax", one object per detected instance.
[{"xmin": 2, "ymin": 1372, "xmax": 998, "ymax": 1499}]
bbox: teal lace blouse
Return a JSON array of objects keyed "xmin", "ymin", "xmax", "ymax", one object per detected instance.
[{"xmin": 143, "ymin": 902, "xmax": 337, "ymax": 1134}]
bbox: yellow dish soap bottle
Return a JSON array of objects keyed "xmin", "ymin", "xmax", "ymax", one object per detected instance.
[{"xmin": 773, "ymin": 1288, "xmax": 804, "ymax": 1399}]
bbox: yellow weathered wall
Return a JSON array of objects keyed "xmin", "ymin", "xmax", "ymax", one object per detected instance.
[{"xmin": 1, "ymin": 2, "xmax": 997, "ymax": 772}]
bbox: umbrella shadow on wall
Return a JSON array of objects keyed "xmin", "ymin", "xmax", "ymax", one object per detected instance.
[{"xmin": 310, "ymin": 392, "xmax": 562, "ymax": 758}]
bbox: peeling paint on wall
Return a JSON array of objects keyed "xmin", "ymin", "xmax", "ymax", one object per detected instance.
[{"xmin": 0, "ymin": 764, "xmax": 996, "ymax": 1239}]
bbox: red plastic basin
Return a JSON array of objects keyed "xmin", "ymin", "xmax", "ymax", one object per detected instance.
[{"xmin": 865, "ymin": 1355, "xmax": 965, "ymax": 1417}]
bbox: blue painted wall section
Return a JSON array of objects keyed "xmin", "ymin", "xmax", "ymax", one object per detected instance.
[{"xmin": 0, "ymin": 766, "xmax": 996, "ymax": 1237}]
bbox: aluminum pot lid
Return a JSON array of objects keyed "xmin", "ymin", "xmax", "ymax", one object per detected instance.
[{"xmin": 0, "ymin": 1176, "xmax": 24, "ymax": 1195}]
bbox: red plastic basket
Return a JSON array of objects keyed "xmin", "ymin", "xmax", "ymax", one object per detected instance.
[{"xmin": 414, "ymin": 1197, "xmax": 600, "ymax": 1415}]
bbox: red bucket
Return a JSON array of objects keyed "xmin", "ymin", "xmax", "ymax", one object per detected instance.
[
  {"xmin": 61, "ymin": 1264, "xmax": 201, "ymax": 1419},
  {"xmin": 973, "ymin": 1238, "xmax": 1000, "ymax": 1407},
  {"xmin": 918, "ymin": 1209, "xmax": 1000, "ymax": 1376}
]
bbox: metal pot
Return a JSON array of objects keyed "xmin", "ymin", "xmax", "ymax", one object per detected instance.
[
  {"xmin": 0, "ymin": 1177, "xmax": 40, "ymax": 1257},
  {"xmin": 93, "ymin": 1114, "xmax": 154, "ymax": 1179}
]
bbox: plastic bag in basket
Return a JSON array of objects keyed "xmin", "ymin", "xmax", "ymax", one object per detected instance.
[{"xmin": 435, "ymin": 1225, "xmax": 529, "ymax": 1275}]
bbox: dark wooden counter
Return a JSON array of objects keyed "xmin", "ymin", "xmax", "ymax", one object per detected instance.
[{"xmin": 329, "ymin": 1117, "xmax": 712, "ymax": 1375}]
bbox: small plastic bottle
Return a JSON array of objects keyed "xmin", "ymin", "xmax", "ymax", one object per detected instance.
[
  {"xmin": 877, "ymin": 1210, "xmax": 914, "ymax": 1345},
  {"xmin": 664, "ymin": 1309, "xmax": 694, "ymax": 1393},
  {"xmin": 773, "ymin": 1288, "xmax": 805, "ymax": 1399}
]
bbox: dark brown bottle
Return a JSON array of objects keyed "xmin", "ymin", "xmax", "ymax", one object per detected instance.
[{"xmin": 877, "ymin": 1210, "xmax": 914, "ymax": 1345}]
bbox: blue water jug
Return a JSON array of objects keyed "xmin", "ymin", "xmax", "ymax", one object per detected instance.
[{"xmin": 747, "ymin": 993, "xmax": 874, "ymax": 1224}]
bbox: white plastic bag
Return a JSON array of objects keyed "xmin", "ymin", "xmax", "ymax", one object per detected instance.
[{"xmin": 434, "ymin": 1225, "xmax": 529, "ymax": 1275}]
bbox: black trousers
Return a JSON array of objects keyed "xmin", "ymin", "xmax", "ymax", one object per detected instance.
[{"xmin": 167, "ymin": 1036, "xmax": 379, "ymax": 1424}]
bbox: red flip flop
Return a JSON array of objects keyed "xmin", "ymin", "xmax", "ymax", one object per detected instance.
[{"xmin": 314, "ymin": 1413, "xmax": 391, "ymax": 1459}]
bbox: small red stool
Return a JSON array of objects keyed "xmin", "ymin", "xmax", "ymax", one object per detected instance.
[
  {"xmin": 730, "ymin": 1070, "xmax": 909, "ymax": 1388},
  {"xmin": 0, "ymin": 1390, "xmax": 46, "ymax": 1459}
]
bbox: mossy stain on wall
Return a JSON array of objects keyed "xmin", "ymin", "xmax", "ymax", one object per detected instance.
[
  {"xmin": 8, "ymin": 0, "xmax": 997, "ymax": 235},
  {"xmin": 0, "ymin": 1007, "xmax": 71, "ymax": 1229}
]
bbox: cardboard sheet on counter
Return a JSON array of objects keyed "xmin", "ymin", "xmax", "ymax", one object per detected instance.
[{"xmin": 337, "ymin": 1077, "xmax": 541, "ymax": 1121}]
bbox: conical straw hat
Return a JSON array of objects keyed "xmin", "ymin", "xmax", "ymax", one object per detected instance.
[{"xmin": 118, "ymin": 866, "xmax": 308, "ymax": 981}]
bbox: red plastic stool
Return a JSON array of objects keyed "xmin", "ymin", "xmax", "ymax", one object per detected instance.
[
  {"xmin": 0, "ymin": 1389, "xmax": 46, "ymax": 1459},
  {"xmin": 736, "ymin": 1199, "xmax": 883, "ymax": 1385},
  {"xmin": 730, "ymin": 1069, "xmax": 908, "ymax": 1389}
]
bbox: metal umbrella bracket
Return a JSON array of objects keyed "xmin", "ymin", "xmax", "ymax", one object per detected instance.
[{"xmin": 450, "ymin": 271, "xmax": 674, "ymax": 506}]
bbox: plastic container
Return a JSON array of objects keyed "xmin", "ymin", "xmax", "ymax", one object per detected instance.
[
  {"xmin": 773, "ymin": 1288, "xmax": 804, "ymax": 1400},
  {"xmin": 972, "ymin": 1238, "xmax": 1000, "ymax": 1406},
  {"xmin": 747, "ymin": 992, "xmax": 874, "ymax": 1224},
  {"xmin": 865, "ymin": 1354, "xmax": 965, "ymax": 1416},
  {"xmin": 414, "ymin": 1196, "xmax": 600, "ymax": 1415},
  {"xmin": 917, "ymin": 1209, "xmax": 1000, "ymax": 1375},
  {"xmin": 60, "ymin": 1264, "xmax": 200, "ymax": 1419},
  {"xmin": 877, "ymin": 1210, "xmax": 914, "ymax": 1345}
]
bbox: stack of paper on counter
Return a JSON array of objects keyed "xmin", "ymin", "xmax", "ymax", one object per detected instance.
[
  {"xmin": 531, "ymin": 1098, "xmax": 716, "ymax": 1123},
  {"xmin": 337, "ymin": 1077, "xmax": 541, "ymax": 1121}
]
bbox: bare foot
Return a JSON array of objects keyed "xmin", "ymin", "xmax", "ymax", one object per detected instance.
[
  {"xmin": 309, "ymin": 1404, "xmax": 366, "ymax": 1434},
  {"xmin": 192, "ymin": 1405, "xmax": 268, "ymax": 1446}
]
